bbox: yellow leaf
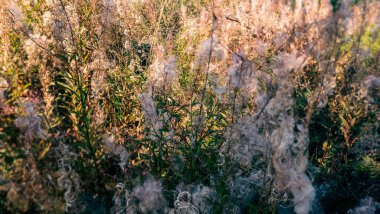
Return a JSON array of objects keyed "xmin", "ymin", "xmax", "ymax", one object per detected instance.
[
  {"xmin": 322, "ymin": 142, "xmax": 331, "ymax": 151},
  {"xmin": 38, "ymin": 142, "xmax": 52, "ymax": 160},
  {"xmin": 350, "ymin": 118, "xmax": 356, "ymax": 126},
  {"xmin": 339, "ymin": 114, "xmax": 350, "ymax": 130}
]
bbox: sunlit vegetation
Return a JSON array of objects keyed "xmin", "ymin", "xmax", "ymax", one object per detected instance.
[{"xmin": 0, "ymin": 0, "xmax": 379, "ymax": 213}]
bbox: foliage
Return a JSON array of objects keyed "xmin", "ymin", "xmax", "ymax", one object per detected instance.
[{"xmin": 0, "ymin": 0, "xmax": 379, "ymax": 213}]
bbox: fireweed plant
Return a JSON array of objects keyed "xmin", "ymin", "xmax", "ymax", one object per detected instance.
[{"xmin": 0, "ymin": 0, "xmax": 379, "ymax": 213}]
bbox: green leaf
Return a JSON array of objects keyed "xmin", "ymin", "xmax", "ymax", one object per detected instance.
[{"xmin": 70, "ymin": 51, "xmax": 78, "ymax": 62}]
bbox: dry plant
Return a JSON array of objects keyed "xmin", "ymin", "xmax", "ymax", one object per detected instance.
[{"xmin": 0, "ymin": 0, "xmax": 379, "ymax": 213}]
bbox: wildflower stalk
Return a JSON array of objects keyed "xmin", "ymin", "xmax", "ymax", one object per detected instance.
[
  {"xmin": 230, "ymin": 54, "xmax": 245, "ymax": 124},
  {"xmin": 193, "ymin": 10, "xmax": 216, "ymax": 147}
]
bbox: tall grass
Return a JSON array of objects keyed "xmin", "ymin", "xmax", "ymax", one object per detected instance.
[{"xmin": 0, "ymin": 0, "xmax": 379, "ymax": 213}]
